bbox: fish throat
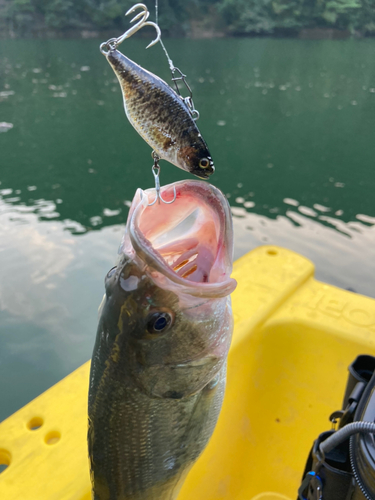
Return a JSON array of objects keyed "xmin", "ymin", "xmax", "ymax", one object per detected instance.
[
  {"xmin": 138, "ymin": 194, "xmax": 221, "ymax": 284},
  {"xmin": 127, "ymin": 181, "xmax": 235, "ymax": 298}
]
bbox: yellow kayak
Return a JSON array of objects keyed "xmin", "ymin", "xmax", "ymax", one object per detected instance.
[{"xmin": 1, "ymin": 246, "xmax": 374, "ymax": 500}]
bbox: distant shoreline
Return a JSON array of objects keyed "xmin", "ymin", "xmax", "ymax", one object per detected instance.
[{"xmin": 0, "ymin": 27, "xmax": 371, "ymax": 41}]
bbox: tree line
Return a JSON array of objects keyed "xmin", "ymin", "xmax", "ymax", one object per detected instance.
[{"xmin": 2, "ymin": 0, "xmax": 375, "ymax": 37}]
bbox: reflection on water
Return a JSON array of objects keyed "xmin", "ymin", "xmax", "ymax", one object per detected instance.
[
  {"xmin": 1, "ymin": 38, "xmax": 375, "ymax": 420},
  {"xmin": 1, "ymin": 192, "xmax": 374, "ymax": 421},
  {"xmin": 0, "ymin": 199, "xmax": 122, "ymax": 421},
  {"xmin": 232, "ymin": 204, "xmax": 375, "ymax": 298}
]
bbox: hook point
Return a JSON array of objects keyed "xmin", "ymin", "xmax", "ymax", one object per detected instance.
[
  {"xmin": 147, "ymin": 154, "xmax": 176, "ymax": 206},
  {"xmin": 103, "ymin": 4, "xmax": 160, "ymax": 50}
]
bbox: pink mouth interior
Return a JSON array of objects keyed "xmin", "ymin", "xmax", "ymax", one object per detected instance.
[{"xmin": 137, "ymin": 188, "xmax": 223, "ymax": 284}]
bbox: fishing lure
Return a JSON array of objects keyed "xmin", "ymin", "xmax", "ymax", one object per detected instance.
[{"xmin": 100, "ymin": 3, "xmax": 215, "ymax": 180}]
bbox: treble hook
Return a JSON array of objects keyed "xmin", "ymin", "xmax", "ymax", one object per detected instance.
[
  {"xmin": 147, "ymin": 153, "xmax": 176, "ymax": 206},
  {"xmin": 100, "ymin": 3, "xmax": 161, "ymax": 55}
]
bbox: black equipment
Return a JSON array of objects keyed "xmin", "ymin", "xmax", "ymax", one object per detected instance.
[{"xmin": 298, "ymin": 355, "xmax": 375, "ymax": 500}]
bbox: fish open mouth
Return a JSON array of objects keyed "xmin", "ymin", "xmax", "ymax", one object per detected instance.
[{"xmin": 123, "ymin": 181, "xmax": 237, "ymax": 298}]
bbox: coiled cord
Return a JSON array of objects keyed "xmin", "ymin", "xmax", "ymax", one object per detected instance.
[{"xmin": 319, "ymin": 422, "xmax": 375, "ymax": 455}]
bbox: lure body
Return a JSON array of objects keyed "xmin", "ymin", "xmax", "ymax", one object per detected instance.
[{"xmin": 106, "ymin": 49, "xmax": 214, "ymax": 179}]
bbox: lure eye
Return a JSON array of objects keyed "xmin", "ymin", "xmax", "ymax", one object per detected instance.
[
  {"xmin": 199, "ymin": 158, "xmax": 210, "ymax": 169},
  {"xmin": 147, "ymin": 312, "xmax": 173, "ymax": 334}
]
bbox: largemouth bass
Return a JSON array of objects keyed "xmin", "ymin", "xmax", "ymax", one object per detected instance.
[
  {"xmin": 104, "ymin": 48, "xmax": 215, "ymax": 179},
  {"xmin": 88, "ymin": 180, "xmax": 236, "ymax": 500}
]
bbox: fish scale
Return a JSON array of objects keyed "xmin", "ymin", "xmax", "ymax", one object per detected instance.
[
  {"xmin": 105, "ymin": 49, "xmax": 215, "ymax": 179},
  {"xmin": 89, "ymin": 346, "xmax": 226, "ymax": 499}
]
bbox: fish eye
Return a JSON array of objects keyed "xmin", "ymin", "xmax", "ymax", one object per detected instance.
[
  {"xmin": 199, "ymin": 158, "xmax": 210, "ymax": 169},
  {"xmin": 147, "ymin": 312, "xmax": 173, "ymax": 334}
]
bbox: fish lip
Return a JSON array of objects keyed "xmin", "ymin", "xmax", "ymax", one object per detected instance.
[{"xmin": 124, "ymin": 180, "xmax": 237, "ymax": 299}]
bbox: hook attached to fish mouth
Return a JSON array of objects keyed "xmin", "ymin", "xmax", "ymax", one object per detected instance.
[
  {"xmin": 146, "ymin": 152, "xmax": 177, "ymax": 206},
  {"xmin": 126, "ymin": 180, "xmax": 237, "ymax": 298},
  {"xmin": 100, "ymin": 3, "xmax": 161, "ymax": 55}
]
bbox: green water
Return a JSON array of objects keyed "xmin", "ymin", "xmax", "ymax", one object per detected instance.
[{"xmin": 1, "ymin": 38, "xmax": 375, "ymax": 421}]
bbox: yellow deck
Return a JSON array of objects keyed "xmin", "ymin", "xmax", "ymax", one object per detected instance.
[{"xmin": 1, "ymin": 246, "xmax": 375, "ymax": 500}]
